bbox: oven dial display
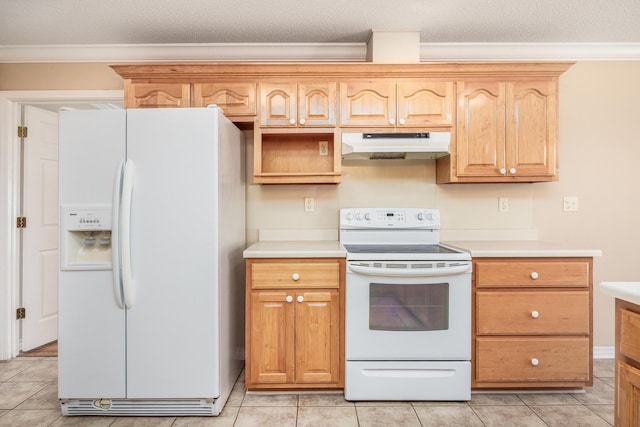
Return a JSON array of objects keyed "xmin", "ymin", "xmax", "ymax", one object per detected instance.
[{"xmin": 376, "ymin": 211, "xmax": 405, "ymax": 222}]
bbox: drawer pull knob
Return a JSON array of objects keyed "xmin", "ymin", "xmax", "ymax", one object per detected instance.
[
  {"xmin": 292, "ymin": 273, "xmax": 300, "ymax": 281},
  {"xmin": 286, "ymin": 295, "xmax": 293, "ymax": 303},
  {"xmin": 531, "ymin": 358, "xmax": 539, "ymax": 366},
  {"xmin": 530, "ymin": 272, "xmax": 539, "ymax": 280},
  {"xmin": 297, "ymin": 295, "xmax": 304, "ymax": 303},
  {"xmin": 531, "ymin": 310, "xmax": 539, "ymax": 319}
]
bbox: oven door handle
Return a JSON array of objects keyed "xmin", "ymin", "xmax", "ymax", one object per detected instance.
[{"xmin": 347, "ymin": 263, "xmax": 471, "ymax": 277}]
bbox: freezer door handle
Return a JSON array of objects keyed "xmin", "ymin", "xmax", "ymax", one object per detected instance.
[
  {"xmin": 111, "ymin": 160, "xmax": 125, "ymax": 309},
  {"xmin": 121, "ymin": 159, "xmax": 136, "ymax": 309}
]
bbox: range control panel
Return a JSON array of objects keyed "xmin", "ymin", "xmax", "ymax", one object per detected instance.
[{"xmin": 340, "ymin": 208, "xmax": 440, "ymax": 229}]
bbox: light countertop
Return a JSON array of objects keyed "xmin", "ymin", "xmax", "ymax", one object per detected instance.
[
  {"xmin": 443, "ymin": 240, "xmax": 602, "ymax": 258},
  {"xmin": 243, "ymin": 240, "xmax": 346, "ymax": 259},
  {"xmin": 600, "ymin": 282, "xmax": 640, "ymax": 306}
]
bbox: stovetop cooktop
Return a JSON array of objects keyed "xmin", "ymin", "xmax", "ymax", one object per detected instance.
[{"xmin": 343, "ymin": 244, "xmax": 460, "ymax": 254}]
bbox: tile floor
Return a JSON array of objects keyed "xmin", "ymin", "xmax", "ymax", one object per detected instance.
[{"xmin": 0, "ymin": 357, "xmax": 615, "ymax": 426}]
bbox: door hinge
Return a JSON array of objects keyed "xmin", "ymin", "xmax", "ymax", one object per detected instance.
[
  {"xmin": 16, "ymin": 217, "xmax": 27, "ymax": 228},
  {"xmin": 17, "ymin": 126, "xmax": 28, "ymax": 138},
  {"xmin": 16, "ymin": 307, "xmax": 26, "ymax": 319}
]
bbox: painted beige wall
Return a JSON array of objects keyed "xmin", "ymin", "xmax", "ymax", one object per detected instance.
[
  {"xmin": 0, "ymin": 63, "xmax": 122, "ymax": 90},
  {"xmin": 4, "ymin": 60, "xmax": 637, "ymax": 347}
]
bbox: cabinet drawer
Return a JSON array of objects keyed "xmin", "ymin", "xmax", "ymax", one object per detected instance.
[
  {"xmin": 476, "ymin": 337, "xmax": 590, "ymax": 382},
  {"xmin": 252, "ymin": 263, "xmax": 339, "ymax": 289},
  {"xmin": 475, "ymin": 260, "xmax": 590, "ymax": 288},
  {"xmin": 476, "ymin": 291, "xmax": 589, "ymax": 335},
  {"xmin": 621, "ymin": 309, "xmax": 640, "ymax": 361}
]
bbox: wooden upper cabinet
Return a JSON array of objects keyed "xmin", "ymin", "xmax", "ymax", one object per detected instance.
[
  {"xmin": 397, "ymin": 82, "xmax": 454, "ymax": 127},
  {"xmin": 506, "ymin": 81, "xmax": 557, "ymax": 178},
  {"xmin": 453, "ymin": 80, "xmax": 557, "ymax": 182},
  {"xmin": 260, "ymin": 82, "xmax": 336, "ymax": 127},
  {"xmin": 340, "ymin": 82, "xmax": 396, "ymax": 127},
  {"xmin": 340, "ymin": 81, "xmax": 454, "ymax": 127},
  {"xmin": 192, "ymin": 82, "xmax": 256, "ymax": 116},
  {"xmin": 126, "ymin": 83, "xmax": 190, "ymax": 108}
]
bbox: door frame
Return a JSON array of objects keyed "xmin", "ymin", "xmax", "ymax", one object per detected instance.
[{"xmin": 0, "ymin": 90, "xmax": 123, "ymax": 360}]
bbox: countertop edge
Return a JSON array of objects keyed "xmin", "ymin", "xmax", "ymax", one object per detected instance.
[{"xmin": 600, "ymin": 282, "xmax": 640, "ymax": 306}]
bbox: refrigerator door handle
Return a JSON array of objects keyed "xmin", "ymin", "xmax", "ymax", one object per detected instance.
[
  {"xmin": 111, "ymin": 160, "xmax": 125, "ymax": 309},
  {"xmin": 121, "ymin": 159, "xmax": 136, "ymax": 309}
]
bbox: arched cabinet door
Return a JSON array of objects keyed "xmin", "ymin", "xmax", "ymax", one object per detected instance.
[
  {"xmin": 193, "ymin": 83, "xmax": 256, "ymax": 117},
  {"xmin": 125, "ymin": 83, "xmax": 190, "ymax": 108}
]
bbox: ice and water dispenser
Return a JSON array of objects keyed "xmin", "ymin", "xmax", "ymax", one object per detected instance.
[{"xmin": 60, "ymin": 206, "xmax": 113, "ymax": 270}]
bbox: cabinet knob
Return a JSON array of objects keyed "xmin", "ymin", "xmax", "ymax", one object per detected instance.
[
  {"xmin": 292, "ymin": 273, "xmax": 300, "ymax": 281},
  {"xmin": 499, "ymin": 168, "xmax": 507, "ymax": 175},
  {"xmin": 299, "ymin": 118, "xmax": 306, "ymax": 125},
  {"xmin": 530, "ymin": 272, "xmax": 539, "ymax": 280},
  {"xmin": 297, "ymin": 295, "xmax": 304, "ymax": 303},
  {"xmin": 286, "ymin": 295, "xmax": 293, "ymax": 303},
  {"xmin": 509, "ymin": 167, "xmax": 517, "ymax": 175},
  {"xmin": 289, "ymin": 118, "xmax": 296, "ymax": 125},
  {"xmin": 531, "ymin": 310, "xmax": 539, "ymax": 319},
  {"xmin": 399, "ymin": 118, "xmax": 406, "ymax": 125},
  {"xmin": 531, "ymin": 358, "xmax": 539, "ymax": 366},
  {"xmin": 389, "ymin": 118, "xmax": 395, "ymax": 125}
]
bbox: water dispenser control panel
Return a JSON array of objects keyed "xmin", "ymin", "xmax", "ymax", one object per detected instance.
[{"xmin": 60, "ymin": 205, "xmax": 113, "ymax": 271}]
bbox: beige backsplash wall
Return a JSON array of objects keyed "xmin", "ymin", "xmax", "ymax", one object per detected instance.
[{"xmin": 3, "ymin": 60, "xmax": 638, "ymax": 348}]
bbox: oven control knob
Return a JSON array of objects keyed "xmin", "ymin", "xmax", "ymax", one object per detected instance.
[
  {"xmin": 364, "ymin": 212, "xmax": 371, "ymax": 220},
  {"xmin": 286, "ymin": 295, "xmax": 293, "ymax": 303},
  {"xmin": 355, "ymin": 213, "xmax": 362, "ymax": 220},
  {"xmin": 418, "ymin": 212, "xmax": 425, "ymax": 220},
  {"xmin": 345, "ymin": 212, "xmax": 353, "ymax": 220},
  {"xmin": 292, "ymin": 273, "xmax": 300, "ymax": 281}
]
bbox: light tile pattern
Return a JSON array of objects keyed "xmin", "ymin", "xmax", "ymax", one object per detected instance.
[{"xmin": 0, "ymin": 357, "xmax": 615, "ymax": 426}]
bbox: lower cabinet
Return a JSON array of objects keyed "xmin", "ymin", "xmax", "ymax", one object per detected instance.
[
  {"xmin": 616, "ymin": 300, "xmax": 640, "ymax": 426},
  {"xmin": 245, "ymin": 258, "xmax": 345, "ymax": 389},
  {"xmin": 473, "ymin": 257, "xmax": 593, "ymax": 389}
]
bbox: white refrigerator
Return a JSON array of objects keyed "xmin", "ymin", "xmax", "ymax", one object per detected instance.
[{"xmin": 57, "ymin": 107, "xmax": 245, "ymax": 416}]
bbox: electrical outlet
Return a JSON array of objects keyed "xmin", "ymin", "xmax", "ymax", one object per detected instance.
[
  {"xmin": 304, "ymin": 197, "xmax": 315, "ymax": 212},
  {"xmin": 563, "ymin": 196, "xmax": 579, "ymax": 212},
  {"xmin": 319, "ymin": 141, "xmax": 329, "ymax": 156},
  {"xmin": 499, "ymin": 197, "xmax": 509, "ymax": 212}
]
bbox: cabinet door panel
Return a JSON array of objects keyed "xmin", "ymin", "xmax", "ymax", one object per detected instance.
[
  {"xmin": 397, "ymin": 82, "xmax": 454, "ymax": 127},
  {"xmin": 506, "ymin": 81, "xmax": 557, "ymax": 177},
  {"xmin": 340, "ymin": 82, "xmax": 396, "ymax": 127},
  {"xmin": 193, "ymin": 83, "xmax": 256, "ymax": 116},
  {"xmin": 126, "ymin": 83, "xmax": 190, "ymax": 108},
  {"xmin": 249, "ymin": 292, "xmax": 294, "ymax": 384},
  {"xmin": 456, "ymin": 81, "xmax": 506, "ymax": 176},
  {"xmin": 298, "ymin": 82, "xmax": 336, "ymax": 127},
  {"xmin": 260, "ymin": 83, "xmax": 297, "ymax": 127},
  {"xmin": 618, "ymin": 361, "xmax": 640, "ymax": 426},
  {"xmin": 295, "ymin": 290, "xmax": 340, "ymax": 384}
]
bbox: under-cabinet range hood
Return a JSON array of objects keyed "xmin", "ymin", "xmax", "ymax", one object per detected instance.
[{"xmin": 341, "ymin": 132, "xmax": 450, "ymax": 160}]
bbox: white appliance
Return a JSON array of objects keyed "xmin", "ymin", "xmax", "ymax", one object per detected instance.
[
  {"xmin": 341, "ymin": 132, "xmax": 450, "ymax": 160},
  {"xmin": 340, "ymin": 208, "xmax": 472, "ymax": 401},
  {"xmin": 58, "ymin": 107, "xmax": 245, "ymax": 416}
]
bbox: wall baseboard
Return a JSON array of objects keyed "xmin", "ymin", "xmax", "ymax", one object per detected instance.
[{"xmin": 594, "ymin": 346, "xmax": 614, "ymax": 359}]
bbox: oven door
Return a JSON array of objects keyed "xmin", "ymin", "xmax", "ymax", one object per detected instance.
[{"xmin": 346, "ymin": 260, "xmax": 471, "ymax": 360}]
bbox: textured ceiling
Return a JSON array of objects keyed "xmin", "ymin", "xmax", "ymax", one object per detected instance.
[{"xmin": 1, "ymin": 0, "xmax": 639, "ymax": 46}]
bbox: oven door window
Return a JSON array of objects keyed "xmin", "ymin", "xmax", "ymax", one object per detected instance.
[{"xmin": 369, "ymin": 282, "xmax": 449, "ymax": 331}]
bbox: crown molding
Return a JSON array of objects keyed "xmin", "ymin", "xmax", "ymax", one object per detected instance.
[{"xmin": 1, "ymin": 42, "xmax": 639, "ymax": 63}]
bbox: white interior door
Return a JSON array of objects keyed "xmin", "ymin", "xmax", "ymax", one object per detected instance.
[{"xmin": 21, "ymin": 105, "xmax": 59, "ymax": 351}]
